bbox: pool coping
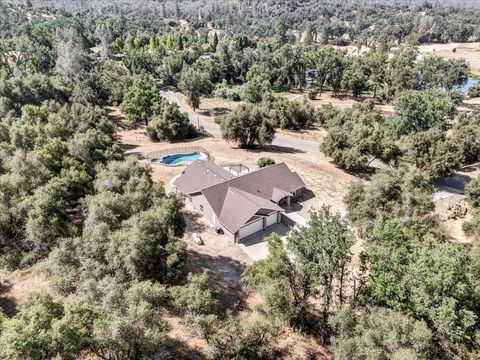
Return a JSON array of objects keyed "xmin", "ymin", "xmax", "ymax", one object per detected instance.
[
  {"xmin": 146, "ymin": 146, "xmax": 213, "ymax": 166},
  {"xmin": 148, "ymin": 151, "xmax": 208, "ymax": 166}
]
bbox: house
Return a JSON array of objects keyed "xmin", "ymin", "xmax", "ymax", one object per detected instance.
[{"xmin": 173, "ymin": 160, "xmax": 306, "ymax": 243}]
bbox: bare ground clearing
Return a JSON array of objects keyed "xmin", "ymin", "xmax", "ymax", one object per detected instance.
[
  {"xmin": 117, "ymin": 122, "xmax": 356, "ymax": 216},
  {"xmin": 336, "ymin": 42, "xmax": 480, "ymax": 77},
  {"xmin": 0, "ymin": 269, "xmax": 51, "ymax": 317},
  {"xmin": 418, "ymin": 42, "xmax": 480, "ymax": 77}
]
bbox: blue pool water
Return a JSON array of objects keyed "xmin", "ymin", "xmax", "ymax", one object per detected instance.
[
  {"xmin": 453, "ymin": 77, "xmax": 479, "ymax": 94},
  {"xmin": 149, "ymin": 152, "xmax": 206, "ymax": 166}
]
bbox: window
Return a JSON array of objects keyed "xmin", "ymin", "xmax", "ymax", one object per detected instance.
[{"xmin": 199, "ymin": 204, "xmax": 204, "ymax": 212}]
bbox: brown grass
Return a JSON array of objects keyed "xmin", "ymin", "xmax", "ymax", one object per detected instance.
[
  {"xmin": 0, "ymin": 270, "xmax": 51, "ymax": 317},
  {"xmin": 418, "ymin": 42, "xmax": 480, "ymax": 77}
]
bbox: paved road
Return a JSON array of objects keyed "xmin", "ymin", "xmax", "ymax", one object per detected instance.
[{"xmin": 161, "ymin": 91, "xmax": 320, "ymax": 153}]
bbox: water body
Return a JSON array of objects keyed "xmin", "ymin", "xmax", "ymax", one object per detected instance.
[
  {"xmin": 453, "ymin": 77, "xmax": 479, "ymax": 94},
  {"xmin": 149, "ymin": 152, "xmax": 207, "ymax": 166}
]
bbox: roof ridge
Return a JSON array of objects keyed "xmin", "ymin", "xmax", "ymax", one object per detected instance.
[
  {"xmin": 238, "ymin": 161, "xmax": 287, "ymax": 176},
  {"xmin": 228, "ymin": 186, "xmax": 265, "ymax": 207},
  {"xmin": 201, "ymin": 162, "xmax": 289, "ymax": 192}
]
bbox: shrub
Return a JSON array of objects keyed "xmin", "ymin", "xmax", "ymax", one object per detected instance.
[
  {"xmin": 468, "ymin": 84, "xmax": 480, "ymax": 98},
  {"xmin": 147, "ymin": 101, "xmax": 198, "ymax": 142},
  {"xmin": 307, "ymin": 87, "xmax": 318, "ymax": 100},
  {"xmin": 466, "ymin": 178, "xmax": 480, "ymax": 208},
  {"xmin": 219, "ymin": 103, "xmax": 275, "ymax": 148},
  {"xmin": 257, "ymin": 157, "xmax": 275, "ymax": 168},
  {"xmin": 450, "ymin": 90, "xmax": 465, "ymax": 105},
  {"xmin": 213, "ymin": 81, "xmax": 241, "ymax": 101}
]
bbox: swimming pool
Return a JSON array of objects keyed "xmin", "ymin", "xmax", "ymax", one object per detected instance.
[{"xmin": 149, "ymin": 152, "xmax": 207, "ymax": 166}]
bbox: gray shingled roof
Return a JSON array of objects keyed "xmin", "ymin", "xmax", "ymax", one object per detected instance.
[
  {"xmin": 201, "ymin": 162, "xmax": 306, "ymax": 233},
  {"xmin": 174, "ymin": 161, "xmax": 305, "ymax": 233},
  {"xmin": 218, "ymin": 187, "xmax": 283, "ymax": 233},
  {"xmin": 172, "ymin": 160, "xmax": 234, "ymax": 195}
]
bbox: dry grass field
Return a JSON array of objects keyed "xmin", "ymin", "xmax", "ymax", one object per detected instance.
[
  {"xmin": 117, "ymin": 125, "xmax": 357, "ymax": 217},
  {"xmin": 337, "ymin": 42, "xmax": 480, "ymax": 77},
  {"xmin": 418, "ymin": 42, "xmax": 480, "ymax": 76},
  {"xmin": 0, "ymin": 269, "xmax": 51, "ymax": 317}
]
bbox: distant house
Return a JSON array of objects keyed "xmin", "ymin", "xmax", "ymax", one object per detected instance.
[
  {"xmin": 305, "ymin": 69, "xmax": 318, "ymax": 83},
  {"xmin": 173, "ymin": 160, "xmax": 306, "ymax": 243}
]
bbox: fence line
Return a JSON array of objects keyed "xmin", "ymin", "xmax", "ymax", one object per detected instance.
[{"xmin": 146, "ymin": 146, "xmax": 214, "ymax": 163}]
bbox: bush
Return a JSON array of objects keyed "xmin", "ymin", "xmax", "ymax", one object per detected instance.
[
  {"xmin": 390, "ymin": 89, "xmax": 455, "ymax": 137},
  {"xmin": 213, "ymin": 81, "xmax": 241, "ymax": 101},
  {"xmin": 450, "ymin": 90, "xmax": 465, "ymax": 105},
  {"xmin": 468, "ymin": 84, "xmax": 480, "ymax": 98},
  {"xmin": 330, "ymin": 307, "xmax": 433, "ymax": 360},
  {"xmin": 307, "ymin": 87, "xmax": 318, "ymax": 100},
  {"xmin": 219, "ymin": 103, "xmax": 275, "ymax": 148},
  {"xmin": 271, "ymin": 98, "xmax": 317, "ymax": 130},
  {"xmin": 257, "ymin": 157, "xmax": 275, "ymax": 168},
  {"xmin": 466, "ymin": 178, "xmax": 480, "ymax": 208}
]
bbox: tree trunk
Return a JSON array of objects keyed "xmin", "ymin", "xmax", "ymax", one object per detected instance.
[{"xmin": 339, "ymin": 265, "xmax": 345, "ymax": 306}]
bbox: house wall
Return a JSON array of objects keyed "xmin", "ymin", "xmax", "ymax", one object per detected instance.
[
  {"xmin": 265, "ymin": 211, "xmax": 279, "ymax": 227},
  {"xmin": 189, "ymin": 194, "xmax": 216, "ymax": 225},
  {"xmin": 188, "ymin": 194, "xmax": 237, "ymax": 242},
  {"xmin": 224, "ymin": 228, "xmax": 236, "ymax": 242}
]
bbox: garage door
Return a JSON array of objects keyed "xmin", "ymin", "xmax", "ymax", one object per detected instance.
[
  {"xmin": 239, "ymin": 218, "xmax": 264, "ymax": 240},
  {"xmin": 265, "ymin": 212, "xmax": 278, "ymax": 228}
]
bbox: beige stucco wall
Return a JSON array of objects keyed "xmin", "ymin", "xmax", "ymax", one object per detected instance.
[
  {"xmin": 189, "ymin": 194, "xmax": 216, "ymax": 224},
  {"xmin": 224, "ymin": 228, "xmax": 237, "ymax": 243},
  {"xmin": 188, "ymin": 194, "xmax": 237, "ymax": 242}
]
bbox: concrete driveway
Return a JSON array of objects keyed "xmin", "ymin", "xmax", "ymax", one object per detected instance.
[{"xmin": 237, "ymin": 223, "xmax": 290, "ymax": 262}]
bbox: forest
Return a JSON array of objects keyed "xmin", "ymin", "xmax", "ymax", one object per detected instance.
[{"xmin": 0, "ymin": 0, "xmax": 479, "ymax": 359}]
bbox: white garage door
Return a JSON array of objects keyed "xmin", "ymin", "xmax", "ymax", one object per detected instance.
[
  {"xmin": 266, "ymin": 212, "xmax": 278, "ymax": 227},
  {"xmin": 239, "ymin": 218, "xmax": 264, "ymax": 240}
]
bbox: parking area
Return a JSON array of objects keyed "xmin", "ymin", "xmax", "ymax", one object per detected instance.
[
  {"xmin": 185, "ymin": 206, "xmax": 309, "ymax": 265},
  {"xmin": 237, "ymin": 223, "xmax": 290, "ymax": 262}
]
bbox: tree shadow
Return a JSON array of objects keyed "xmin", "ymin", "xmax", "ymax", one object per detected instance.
[
  {"xmin": 343, "ymin": 166, "xmax": 377, "ymax": 180},
  {"xmin": 184, "ymin": 211, "xmax": 210, "ymax": 234},
  {"xmin": 119, "ymin": 143, "xmax": 140, "ymax": 151},
  {"xmin": 461, "ymin": 162, "xmax": 480, "ymax": 173},
  {"xmin": 198, "ymin": 107, "xmax": 232, "ymax": 117},
  {"xmin": 435, "ymin": 175, "xmax": 472, "ymax": 194},
  {"xmin": 186, "ymin": 250, "xmax": 248, "ymax": 314},
  {"xmin": 124, "ymin": 151, "xmax": 147, "ymax": 160},
  {"xmin": 460, "ymin": 102, "xmax": 480, "ymax": 112},
  {"xmin": 245, "ymin": 144, "xmax": 306, "ymax": 154},
  {"xmin": 0, "ymin": 280, "xmax": 17, "ymax": 317},
  {"xmin": 164, "ymin": 338, "xmax": 207, "ymax": 360}
]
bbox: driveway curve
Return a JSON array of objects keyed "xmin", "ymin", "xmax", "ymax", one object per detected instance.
[{"xmin": 161, "ymin": 90, "xmax": 320, "ymax": 153}]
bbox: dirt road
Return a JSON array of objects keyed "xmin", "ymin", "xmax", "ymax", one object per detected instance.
[{"xmin": 161, "ymin": 91, "xmax": 321, "ymax": 153}]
